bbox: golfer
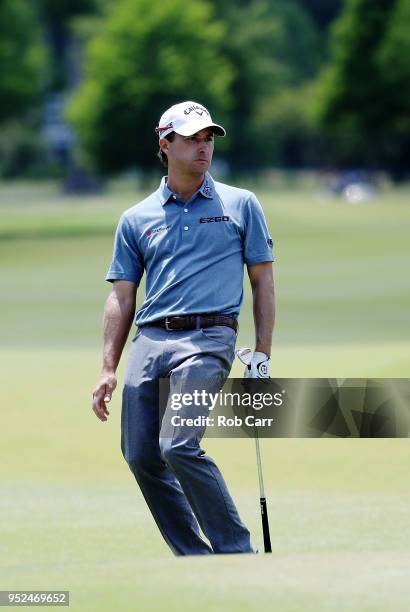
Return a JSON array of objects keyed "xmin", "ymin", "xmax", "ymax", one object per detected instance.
[{"xmin": 92, "ymin": 101, "xmax": 275, "ymax": 555}]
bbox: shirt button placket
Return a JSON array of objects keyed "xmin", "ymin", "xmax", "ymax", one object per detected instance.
[
  {"xmin": 181, "ymin": 202, "xmax": 194, "ymax": 244},
  {"xmin": 183, "ymin": 206, "xmax": 189, "ymax": 231}
]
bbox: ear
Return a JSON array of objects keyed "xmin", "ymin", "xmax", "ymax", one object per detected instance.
[{"xmin": 159, "ymin": 137, "xmax": 170, "ymax": 154}]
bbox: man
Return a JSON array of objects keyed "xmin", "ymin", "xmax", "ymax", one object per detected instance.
[{"xmin": 92, "ymin": 100, "xmax": 275, "ymax": 555}]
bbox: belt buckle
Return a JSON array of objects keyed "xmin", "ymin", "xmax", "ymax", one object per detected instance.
[{"xmin": 165, "ymin": 316, "xmax": 185, "ymax": 331}]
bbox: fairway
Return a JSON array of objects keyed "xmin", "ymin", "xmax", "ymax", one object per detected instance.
[{"xmin": 1, "ymin": 181, "xmax": 410, "ymax": 611}]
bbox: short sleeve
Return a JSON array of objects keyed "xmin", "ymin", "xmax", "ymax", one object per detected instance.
[
  {"xmin": 105, "ymin": 213, "xmax": 144, "ymax": 285},
  {"xmin": 243, "ymin": 193, "xmax": 275, "ymax": 265}
]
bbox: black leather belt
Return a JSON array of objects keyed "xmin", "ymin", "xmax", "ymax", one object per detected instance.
[{"xmin": 149, "ymin": 314, "xmax": 238, "ymax": 332}]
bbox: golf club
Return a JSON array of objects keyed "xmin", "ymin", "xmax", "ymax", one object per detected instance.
[{"xmin": 236, "ymin": 348, "xmax": 272, "ymax": 553}]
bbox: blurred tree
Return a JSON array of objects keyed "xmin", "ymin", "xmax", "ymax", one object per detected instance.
[
  {"xmin": 317, "ymin": 0, "xmax": 409, "ymax": 177},
  {"xmin": 67, "ymin": 0, "xmax": 233, "ymax": 173},
  {"xmin": 377, "ymin": 0, "xmax": 410, "ymax": 179},
  {"xmin": 0, "ymin": 0, "xmax": 47, "ymax": 122},
  {"xmin": 253, "ymin": 82, "xmax": 322, "ymax": 167},
  {"xmin": 37, "ymin": 1, "xmax": 103, "ymax": 190},
  {"xmin": 40, "ymin": 0, "xmax": 97, "ymax": 21},
  {"xmin": 38, "ymin": 0, "xmax": 98, "ymax": 91},
  {"xmin": 0, "ymin": 121, "xmax": 51, "ymax": 178},
  {"xmin": 294, "ymin": 0, "xmax": 343, "ymax": 30},
  {"xmin": 210, "ymin": 0, "xmax": 322, "ymax": 168}
]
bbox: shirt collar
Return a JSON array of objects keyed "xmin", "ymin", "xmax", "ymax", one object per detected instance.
[
  {"xmin": 157, "ymin": 176, "xmax": 174, "ymax": 205},
  {"xmin": 157, "ymin": 172, "xmax": 215, "ymax": 206},
  {"xmin": 199, "ymin": 173, "xmax": 215, "ymax": 199}
]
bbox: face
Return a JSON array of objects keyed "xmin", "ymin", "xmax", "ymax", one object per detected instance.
[{"xmin": 160, "ymin": 128, "xmax": 214, "ymax": 176}]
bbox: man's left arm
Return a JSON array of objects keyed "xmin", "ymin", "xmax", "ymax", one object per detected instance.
[{"xmin": 247, "ymin": 262, "xmax": 275, "ymax": 357}]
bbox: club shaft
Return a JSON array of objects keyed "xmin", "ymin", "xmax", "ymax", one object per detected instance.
[
  {"xmin": 254, "ymin": 426, "xmax": 272, "ymax": 553},
  {"xmin": 260, "ymin": 497, "xmax": 272, "ymax": 553},
  {"xmin": 254, "ymin": 429, "xmax": 265, "ymax": 498}
]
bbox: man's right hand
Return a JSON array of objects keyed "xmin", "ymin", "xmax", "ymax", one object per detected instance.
[{"xmin": 92, "ymin": 371, "xmax": 117, "ymax": 422}]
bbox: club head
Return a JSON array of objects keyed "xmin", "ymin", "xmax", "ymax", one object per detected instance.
[{"xmin": 236, "ymin": 347, "xmax": 252, "ymax": 366}]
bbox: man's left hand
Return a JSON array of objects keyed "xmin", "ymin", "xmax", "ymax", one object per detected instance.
[
  {"xmin": 245, "ymin": 351, "xmax": 271, "ymax": 379},
  {"xmin": 236, "ymin": 348, "xmax": 271, "ymax": 379}
]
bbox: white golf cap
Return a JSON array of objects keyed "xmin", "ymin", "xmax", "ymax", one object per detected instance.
[{"xmin": 155, "ymin": 101, "xmax": 226, "ymax": 139}]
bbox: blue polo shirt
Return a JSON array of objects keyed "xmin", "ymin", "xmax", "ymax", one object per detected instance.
[{"xmin": 106, "ymin": 173, "xmax": 274, "ymax": 326}]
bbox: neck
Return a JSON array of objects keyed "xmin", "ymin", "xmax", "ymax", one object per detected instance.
[{"xmin": 166, "ymin": 170, "xmax": 205, "ymax": 202}]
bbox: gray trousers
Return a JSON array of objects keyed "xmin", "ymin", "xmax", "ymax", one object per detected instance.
[{"xmin": 121, "ymin": 324, "xmax": 253, "ymax": 555}]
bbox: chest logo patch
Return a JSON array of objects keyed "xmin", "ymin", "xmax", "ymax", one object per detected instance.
[{"xmin": 199, "ymin": 216, "xmax": 230, "ymax": 224}]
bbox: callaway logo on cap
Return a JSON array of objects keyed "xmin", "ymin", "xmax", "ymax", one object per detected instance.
[{"xmin": 155, "ymin": 101, "xmax": 226, "ymax": 139}]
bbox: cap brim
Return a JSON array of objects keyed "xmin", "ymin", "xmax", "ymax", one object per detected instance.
[{"xmin": 175, "ymin": 121, "xmax": 226, "ymax": 137}]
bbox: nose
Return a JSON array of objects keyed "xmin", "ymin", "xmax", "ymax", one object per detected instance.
[{"xmin": 198, "ymin": 139, "xmax": 211, "ymax": 154}]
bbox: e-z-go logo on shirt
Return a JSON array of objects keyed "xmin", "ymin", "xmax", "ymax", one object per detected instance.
[
  {"xmin": 199, "ymin": 216, "xmax": 230, "ymax": 223},
  {"xmin": 146, "ymin": 224, "xmax": 171, "ymax": 237}
]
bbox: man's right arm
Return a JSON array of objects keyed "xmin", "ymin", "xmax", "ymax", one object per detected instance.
[{"xmin": 92, "ymin": 280, "xmax": 137, "ymax": 422}]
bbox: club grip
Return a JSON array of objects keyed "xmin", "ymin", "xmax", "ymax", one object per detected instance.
[{"xmin": 260, "ymin": 497, "xmax": 272, "ymax": 553}]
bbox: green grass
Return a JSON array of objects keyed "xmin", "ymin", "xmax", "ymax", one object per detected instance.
[{"xmin": 1, "ymin": 181, "xmax": 410, "ymax": 611}]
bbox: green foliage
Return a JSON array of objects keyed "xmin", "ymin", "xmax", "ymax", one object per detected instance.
[
  {"xmin": 0, "ymin": 121, "xmax": 53, "ymax": 179},
  {"xmin": 0, "ymin": 0, "xmax": 47, "ymax": 122},
  {"xmin": 67, "ymin": 0, "xmax": 233, "ymax": 173},
  {"xmin": 295, "ymin": 0, "xmax": 343, "ymax": 30},
  {"xmin": 67, "ymin": 0, "xmax": 324, "ymax": 172},
  {"xmin": 253, "ymin": 82, "xmax": 321, "ymax": 167},
  {"xmin": 39, "ymin": 0, "xmax": 97, "ymax": 24},
  {"xmin": 271, "ymin": 0, "xmax": 323, "ymax": 83},
  {"xmin": 317, "ymin": 0, "xmax": 410, "ymax": 175},
  {"xmin": 38, "ymin": 0, "xmax": 99, "ymax": 92},
  {"xmin": 376, "ymin": 0, "xmax": 410, "ymax": 177},
  {"xmin": 210, "ymin": 0, "xmax": 322, "ymax": 168}
]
